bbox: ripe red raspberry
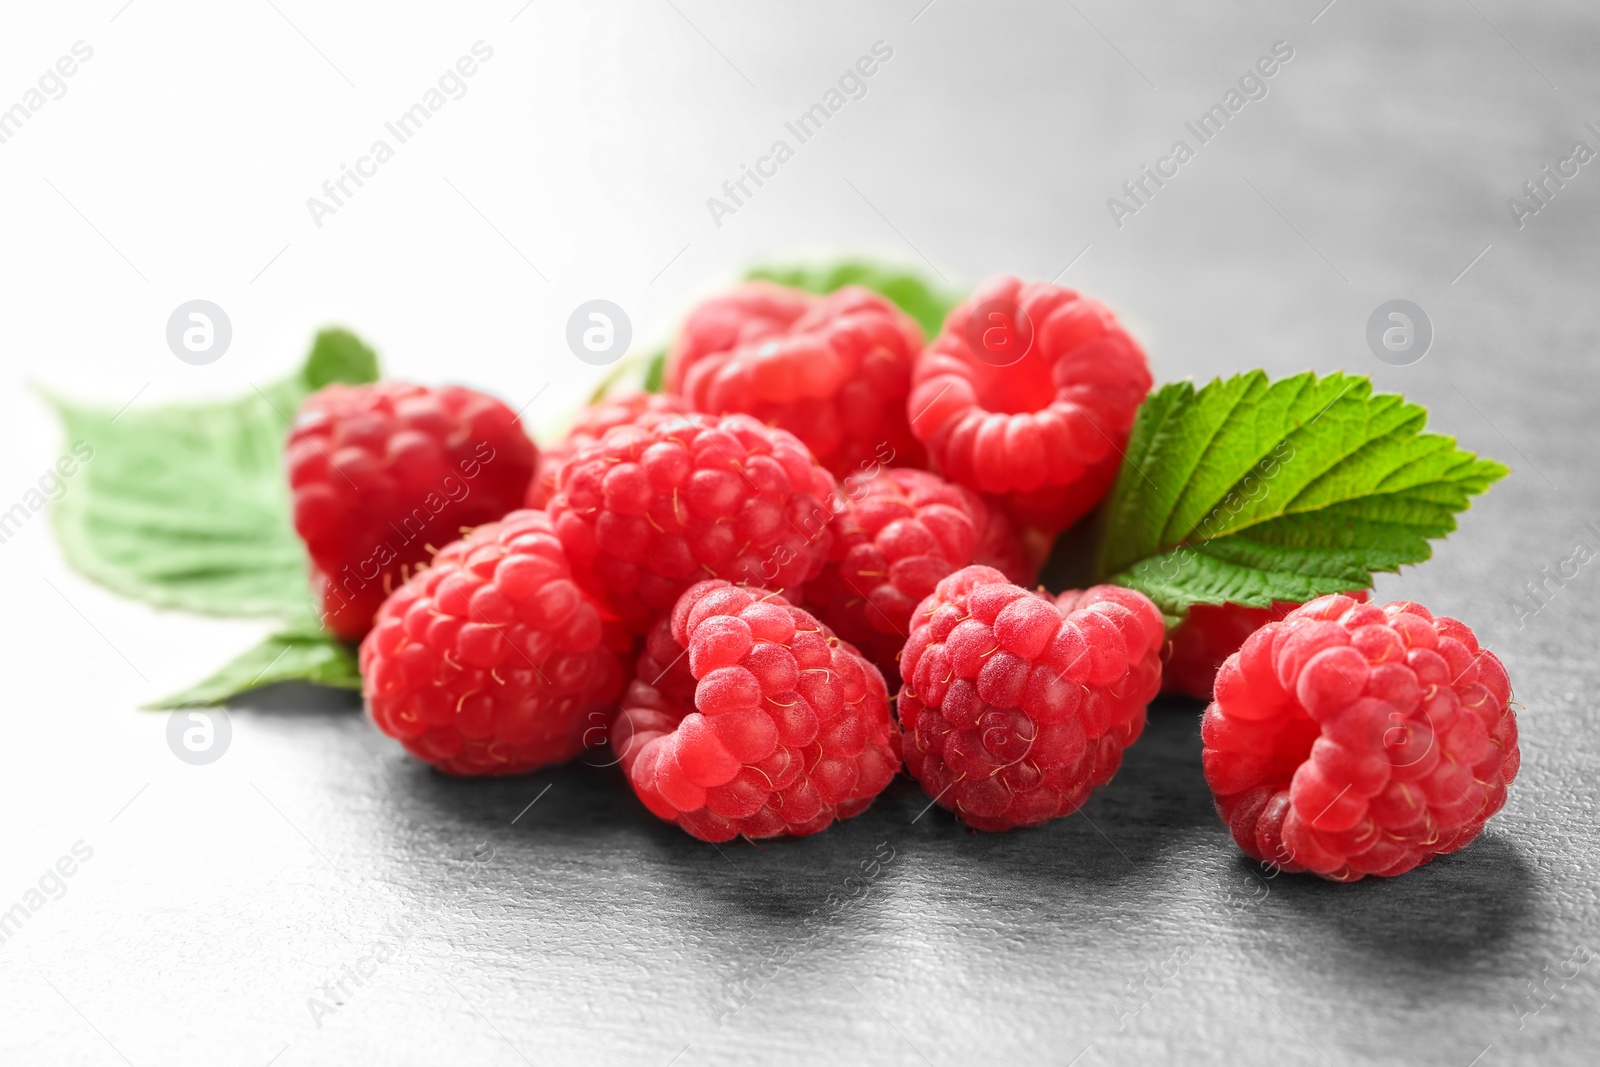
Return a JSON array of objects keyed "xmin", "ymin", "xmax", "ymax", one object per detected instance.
[
  {"xmin": 897, "ymin": 566, "xmax": 1163, "ymax": 831},
  {"xmin": 547, "ymin": 411, "xmax": 837, "ymax": 633},
  {"xmin": 667, "ymin": 283, "xmax": 928, "ymax": 479},
  {"xmin": 1203, "ymin": 595, "xmax": 1519, "ymax": 881},
  {"xmin": 610, "ymin": 580, "xmax": 901, "ymax": 841},
  {"xmin": 1164, "ymin": 592, "xmax": 1371, "ymax": 699},
  {"xmin": 804, "ymin": 468, "xmax": 1032, "ymax": 676},
  {"xmin": 359, "ymin": 509, "xmax": 623, "ymax": 776},
  {"xmin": 907, "ymin": 276, "xmax": 1151, "ymax": 534},
  {"xmin": 289, "ymin": 382, "xmax": 536, "ymax": 639},
  {"xmin": 525, "ymin": 392, "xmax": 681, "ymax": 509}
]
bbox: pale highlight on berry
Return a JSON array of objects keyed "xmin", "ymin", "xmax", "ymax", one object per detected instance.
[{"xmin": 1203, "ymin": 595, "xmax": 1520, "ymax": 881}]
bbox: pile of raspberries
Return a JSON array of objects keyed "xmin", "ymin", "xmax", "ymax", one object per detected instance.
[{"xmin": 289, "ymin": 275, "xmax": 1519, "ymax": 881}]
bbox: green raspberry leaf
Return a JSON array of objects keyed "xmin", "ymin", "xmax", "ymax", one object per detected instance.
[
  {"xmin": 642, "ymin": 345, "xmax": 668, "ymax": 394},
  {"xmin": 1092, "ymin": 371, "xmax": 1508, "ymax": 621},
  {"xmin": 588, "ymin": 260, "xmax": 953, "ymax": 406},
  {"xmin": 744, "ymin": 259, "xmax": 960, "ymax": 341},
  {"xmin": 590, "ymin": 259, "xmax": 956, "ymax": 405},
  {"xmin": 146, "ymin": 621, "xmax": 362, "ymax": 709},
  {"xmin": 588, "ymin": 345, "xmax": 668, "ymax": 404},
  {"xmin": 302, "ymin": 327, "xmax": 379, "ymax": 390},
  {"xmin": 44, "ymin": 328, "xmax": 379, "ymax": 618}
]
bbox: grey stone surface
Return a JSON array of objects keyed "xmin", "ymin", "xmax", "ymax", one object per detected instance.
[{"xmin": 3, "ymin": 2, "xmax": 1598, "ymax": 1065}]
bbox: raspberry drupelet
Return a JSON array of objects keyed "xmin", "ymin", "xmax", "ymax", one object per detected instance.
[
  {"xmin": 804, "ymin": 468, "xmax": 1032, "ymax": 677},
  {"xmin": 1163, "ymin": 592, "xmax": 1371, "ymax": 700},
  {"xmin": 667, "ymin": 282, "xmax": 927, "ymax": 480},
  {"xmin": 360, "ymin": 509, "xmax": 624, "ymax": 776},
  {"xmin": 897, "ymin": 566, "xmax": 1164, "ymax": 831},
  {"xmin": 525, "ymin": 392, "xmax": 681, "ymax": 509},
  {"xmin": 288, "ymin": 382, "xmax": 537, "ymax": 639},
  {"xmin": 1203, "ymin": 595, "xmax": 1519, "ymax": 881},
  {"xmin": 610, "ymin": 580, "xmax": 901, "ymax": 841},
  {"xmin": 907, "ymin": 276, "xmax": 1151, "ymax": 536},
  {"xmin": 547, "ymin": 411, "xmax": 838, "ymax": 634}
]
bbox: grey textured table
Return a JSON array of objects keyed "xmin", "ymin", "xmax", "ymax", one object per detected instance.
[{"xmin": 4, "ymin": 2, "xmax": 1599, "ymax": 1065}]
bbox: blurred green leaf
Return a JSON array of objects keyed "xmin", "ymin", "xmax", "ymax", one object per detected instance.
[
  {"xmin": 642, "ymin": 346, "xmax": 667, "ymax": 393},
  {"xmin": 43, "ymin": 328, "xmax": 378, "ymax": 618},
  {"xmin": 744, "ymin": 259, "xmax": 961, "ymax": 341},
  {"xmin": 146, "ymin": 621, "xmax": 361, "ymax": 709}
]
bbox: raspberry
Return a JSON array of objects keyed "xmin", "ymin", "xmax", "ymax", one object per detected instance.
[
  {"xmin": 289, "ymin": 382, "xmax": 536, "ymax": 639},
  {"xmin": 547, "ymin": 411, "xmax": 837, "ymax": 633},
  {"xmin": 610, "ymin": 580, "xmax": 901, "ymax": 841},
  {"xmin": 804, "ymin": 468, "xmax": 1032, "ymax": 676},
  {"xmin": 907, "ymin": 276, "xmax": 1151, "ymax": 534},
  {"xmin": 667, "ymin": 283, "xmax": 928, "ymax": 479},
  {"xmin": 897, "ymin": 566, "xmax": 1163, "ymax": 831},
  {"xmin": 974, "ymin": 488, "xmax": 1035, "ymax": 588},
  {"xmin": 359, "ymin": 509, "xmax": 623, "ymax": 776},
  {"xmin": 525, "ymin": 392, "xmax": 680, "ymax": 509},
  {"xmin": 1203, "ymin": 595, "xmax": 1519, "ymax": 881},
  {"xmin": 1164, "ymin": 592, "xmax": 1371, "ymax": 699}
]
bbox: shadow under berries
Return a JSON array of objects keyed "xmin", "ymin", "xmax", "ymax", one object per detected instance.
[
  {"xmin": 226, "ymin": 680, "xmax": 363, "ymax": 716},
  {"xmin": 1253, "ymin": 832, "xmax": 1539, "ymax": 976},
  {"xmin": 866, "ymin": 697, "xmax": 1213, "ymax": 895},
  {"xmin": 1076, "ymin": 695, "xmax": 1216, "ymax": 860},
  {"xmin": 385, "ymin": 758, "xmax": 639, "ymax": 841}
]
